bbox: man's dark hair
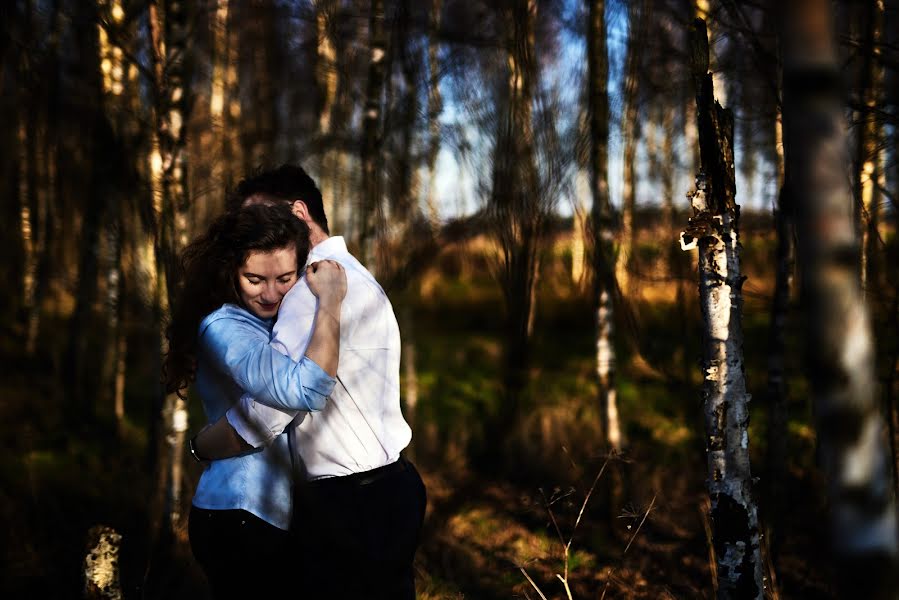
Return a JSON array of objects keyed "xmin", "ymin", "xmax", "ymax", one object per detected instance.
[{"xmin": 228, "ymin": 164, "xmax": 329, "ymax": 235}]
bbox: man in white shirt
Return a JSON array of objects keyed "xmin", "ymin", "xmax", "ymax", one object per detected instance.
[{"xmin": 194, "ymin": 165, "xmax": 426, "ymax": 599}]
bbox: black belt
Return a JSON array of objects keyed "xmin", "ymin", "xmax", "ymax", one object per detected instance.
[{"xmin": 306, "ymin": 458, "xmax": 408, "ymax": 488}]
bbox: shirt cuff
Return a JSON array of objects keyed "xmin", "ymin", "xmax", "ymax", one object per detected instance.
[
  {"xmin": 226, "ymin": 396, "xmax": 281, "ymax": 448},
  {"xmin": 300, "ymin": 359, "xmax": 337, "ymax": 411}
]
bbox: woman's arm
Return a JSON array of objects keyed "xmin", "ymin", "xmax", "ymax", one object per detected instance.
[{"xmin": 201, "ymin": 261, "xmax": 346, "ymax": 412}]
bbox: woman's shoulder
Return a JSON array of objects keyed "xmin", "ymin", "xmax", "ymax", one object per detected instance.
[{"xmin": 198, "ymin": 303, "xmax": 267, "ymax": 337}]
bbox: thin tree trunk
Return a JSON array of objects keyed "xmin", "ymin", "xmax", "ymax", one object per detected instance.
[
  {"xmin": 764, "ymin": 105, "xmax": 793, "ymax": 566},
  {"xmin": 147, "ymin": 0, "xmax": 192, "ymax": 542},
  {"xmin": 781, "ymin": 0, "xmax": 898, "ymax": 595},
  {"xmin": 681, "ymin": 19, "xmax": 763, "ymax": 598},
  {"xmin": 587, "ymin": 0, "xmax": 620, "ymax": 452},
  {"xmin": 856, "ymin": 0, "xmax": 884, "ymax": 295},
  {"xmin": 614, "ymin": 0, "xmax": 641, "ymax": 298},
  {"xmin": 360, "ymin": 0, "xmax": 388, "ymax": 268},
  {"xmin": 425, "ymin": 0, "xmax": 443, "ymax": 230},
  {"xmin": 315, "ymin": 0, "xmax": 338, "ymax": 222}
]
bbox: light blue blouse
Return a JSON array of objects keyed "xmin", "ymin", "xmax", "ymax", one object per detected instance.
[{"xmin": 190, "ymin": 303, "xmax": 336, "ymax": 530}]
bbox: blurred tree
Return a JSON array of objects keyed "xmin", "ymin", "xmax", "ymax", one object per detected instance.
[
  {"xmin": 586, "ymin": 0, "xmax": 620, "ymax": 452},
  {"xmin": 0, "ymin": 3, "xmax": 25, "ymax": 325},
  {"xmin": 614, "ymin": 0, "xmax": 649, "ymax": 299},
  {"xmin": 425, "ymin": 0, "xmax": 443, "ymax": 229},
  {"xmin": 238, "ymin": 0, "xmax": 280, "ymax": 170},
  {"xmin": 315, "ymin": 0, "xmax": 340, "ymax": 223},
  {"xmin": 854, "ymin": 0, "xmax": 886, "ymax": 294},
  {"xmin": 782, "ymin": 0, "xmax": 899, "ymax": 595},
  {"xmin": 146, "ymin": 0, "xmax": 196, "ymax": 549},
  {"xmin": 487, "ymin": 0, "xmax": 540, "ymax": 456},
  {"xmin": 360, "ymin": 0, "xmax": 389, "ymax": 267}
]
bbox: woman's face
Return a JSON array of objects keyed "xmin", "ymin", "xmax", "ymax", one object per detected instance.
[{"xmin": 237, "ymin": 246, "xmax": 299, "ymax": 319}]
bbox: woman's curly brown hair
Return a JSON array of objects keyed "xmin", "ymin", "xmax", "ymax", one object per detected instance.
[{"xmin": 164, "ymin": 203, "xmax": 311, "ymax": 398}]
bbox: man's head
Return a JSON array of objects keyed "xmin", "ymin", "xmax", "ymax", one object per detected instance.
[{"xmin": 228, "ymin": 164, "xmax": 330, "ymax": 239}]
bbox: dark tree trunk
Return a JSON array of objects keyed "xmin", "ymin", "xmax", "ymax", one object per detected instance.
[{"xmin": 781, "ymin": 0, "xmax": 899, "ymax": 595}]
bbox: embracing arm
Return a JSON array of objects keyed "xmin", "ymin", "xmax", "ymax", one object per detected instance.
[{"xmin": 195, "ymin": 260, "xmax": 346, "ymax": 458}]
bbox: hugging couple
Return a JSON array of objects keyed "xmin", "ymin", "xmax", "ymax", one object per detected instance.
[{"xmin": 164, "ymin": 164, "xmax": 426, "ymax": 599}]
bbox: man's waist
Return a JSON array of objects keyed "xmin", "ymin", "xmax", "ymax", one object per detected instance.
[{"xmin": 303, "ymin": 457, "xmax": 408, "ymax": 488}]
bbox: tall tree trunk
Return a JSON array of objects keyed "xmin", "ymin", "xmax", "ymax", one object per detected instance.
[
  {"xmin": 856, "ymin": 0, "xmax": 885, "ymax": 295},
  {"xmin": 425, "ymin": 0, "xmax": 443, "ymax": 230},
  {"xmin": 782, "ymin": 0, "xmax": 898, "ymax": 595},
  {"xmin": 614, "ymin": 0, "xmax": 643, "ymax": 299},
  {"xmin": 0, "ymin": 26, "xmax": 23, "ymax": 323},
  {"xmin": 146, "ymin": 0, "xmax": 193, "ymax": 545},
  {"xmin": 482, "ymin": 0, "xmax": 541, "ymax": 464},
  {"xmin": 65, "ymin": 0, "xmax": 109, "ymax": 423},
  {"xmin": 763, "ymin": 101, "xmax": 793, "ymax": 566},
  {"xmin": 681, "ymin": 19, "xmax": 763, "ymax": 598},
  {"xmin": 209, "ymin": 0, "xmax": 236, "ymax": 217},
  {"xmin": 587, "ymin": 0, "xmax": 620, "ymax": 452},
  {"xmin": 315, "ymin": 0, "xmax": 339, "ymax": 223},
  {"xmin": 360, "ymin": 0, "xmax": 388, "ymax": 268}
]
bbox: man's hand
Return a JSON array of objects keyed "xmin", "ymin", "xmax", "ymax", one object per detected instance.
[
  {"xmin": 306, "ymin": 260, "xmax": 347, "ymax": 306},
  {"xmin": 194, "ymin": 416, "xmax": 254, "ymax": 460}
]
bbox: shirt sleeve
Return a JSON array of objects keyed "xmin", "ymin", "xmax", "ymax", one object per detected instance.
[
  {"xmin": 226, "ymin": 392, "xmax": 303, "ymax": 448},
  {"xmin": 222, "ymin": 277, "xmax": 321, "ymax": 448},
  {"xmin": 202, "ymin": 316, "xmax": 336, "ymax": 413}
]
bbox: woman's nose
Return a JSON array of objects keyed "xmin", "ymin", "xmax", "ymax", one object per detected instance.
[{"xmin": 260, "ymin": 283, "xmax": 279, "ymax": 302}]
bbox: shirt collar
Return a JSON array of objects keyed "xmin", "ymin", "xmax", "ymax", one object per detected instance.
[{"xmin": 307, "ymin": 236, "xmax": 347, "ymax": 265}]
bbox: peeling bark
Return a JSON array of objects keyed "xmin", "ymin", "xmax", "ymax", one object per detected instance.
[
  {"xmin": 83, "ymin": 525, "xmax": 123, "ymax": 600},
  {"xmin": 682, "ymin": 19, "xmax": 763, "ymax": 599}
]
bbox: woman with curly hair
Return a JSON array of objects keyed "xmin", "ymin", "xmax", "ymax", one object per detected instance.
[{"xmin": 164, "ymin": 203, "xmax": 346, "ymax": 597}]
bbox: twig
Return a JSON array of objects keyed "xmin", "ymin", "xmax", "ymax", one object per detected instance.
[
  {"xmin": 519, "ymin": 567, "xmax": 549, "ymax": 600},
  {"xmin": 555, "ymin": 573, "xmax": 573, "ymax": 600},
  {"xmin": 623, "ymin": 494, "xmax": 656, "ymax": 554},
  {"xmin": 571, "ymin": 453, "xmax": 612, "ymax": 536}
]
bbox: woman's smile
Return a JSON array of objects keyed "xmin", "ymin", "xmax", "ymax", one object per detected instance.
[{"xmin": 237, "ymin": 246, "xmax": 299, "ymax": 319}]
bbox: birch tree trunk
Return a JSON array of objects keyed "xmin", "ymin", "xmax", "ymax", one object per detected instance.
[
  {"xmin": 147, "ymin": 0, "xmax": 192, "ymax": 539},
  {"xmin": 360, "ymin": 0, "xmax": 388, "ymax": 269},
  {"xmin": 781, "ymin": 0, "xmax": 898, "ymax": 594},
  {"xmin": 586, "ymin": 0, "xmax": 620, "ymax": 452},
  {"xmin": 681, "ymin": 18, "xmax": 763, "ymax": 599}
]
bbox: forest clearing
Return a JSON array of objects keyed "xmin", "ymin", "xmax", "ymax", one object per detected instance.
[{"xmin": 2, "ymin": 0, "xmax": 898, "ymax": 598}]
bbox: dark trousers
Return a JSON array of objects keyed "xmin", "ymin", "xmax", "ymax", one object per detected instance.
[
  {"xmin": 188, "ymin": 506, "xmax": 290, "ymax": 600},
  {"xmin": 292, "ymin": 458, "xmax": 427, "ymax": 600}
]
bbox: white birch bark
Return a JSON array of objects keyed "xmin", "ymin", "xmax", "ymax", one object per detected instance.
[
  {"xmin": 83, "ymin": 525, "xmax": 123, "ymax": 600},
  {"xmin": 681, "ymin": 19, "xmax": 763, "ymax": 598}
]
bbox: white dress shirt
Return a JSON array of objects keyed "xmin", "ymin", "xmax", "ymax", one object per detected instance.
[{"xmin": 226, "ymin": 236, "xmax": 413, "ymax": 479}]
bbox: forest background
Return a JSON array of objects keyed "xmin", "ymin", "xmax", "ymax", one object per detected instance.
[{"xmin": 1, "ymin": 0, "xmax": 898, "ymax": 598}]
